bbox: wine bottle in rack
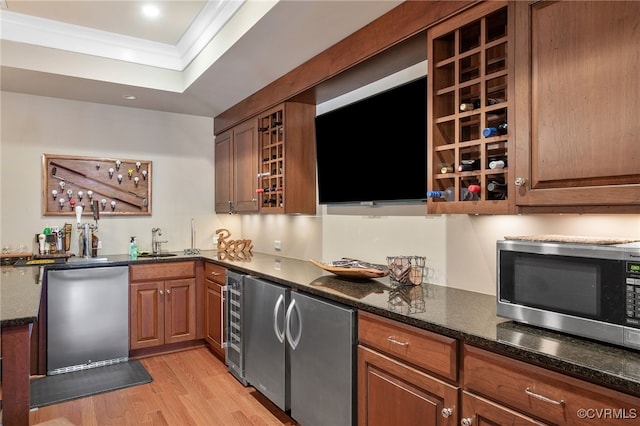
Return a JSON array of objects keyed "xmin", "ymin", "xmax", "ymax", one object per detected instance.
[
  {"xmin": 460, "ymin": 99, "xmax": 481, "ymax": 112},
  {"xmin": 488, "ymin": 156, "xmax": 508, "ymax": 169},
  {"xmin": 440, "ymin": 164, "xmax": 454, "ymax": 174},
  {"xmin": 461, "ymin": 184, "xmax": 480, "ymax": 201},
  {"xmin": 427, "ymin": 187, "xmax": 455, "ymax": 202},
  {"xmin": 487, "ymin": 180, "xmax": 507, "ymax": 200},
  {"xmin": 458, "ymin": 159, "xmax": 481, "ymax": 172},
  {"xmin": 486, "ymin": 97, "xmax": 505, "ymax": 106},
  {"xmin": 482, "ymin": 122, "xmax": 508, "ymax": 137}
]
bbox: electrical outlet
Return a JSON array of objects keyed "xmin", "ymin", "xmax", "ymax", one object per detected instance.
[
  {"xmin": 212, "ymin": 235, "xmax": 218, "ymax": 245},
  {"xmin": 274, "ymin": 240, "xmax": 281, "ymax": 251},
  {"xmin": 97, "ymin": 241, "xmax": 102, "ymax": 249}
]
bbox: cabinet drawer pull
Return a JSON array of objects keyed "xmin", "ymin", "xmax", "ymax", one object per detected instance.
[
  {"xmin": 387, "ymin": 336, "xmax": 409, "ymax": 347},
  {"xmin": 525, "ymin": 387, "xmax": 565, "ymax": 405},
  {"xmin": 210, "ymin": 271, "xmax": 221, "ymax": 276}
]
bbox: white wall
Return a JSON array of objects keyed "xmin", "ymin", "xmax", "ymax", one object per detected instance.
[
  {"xmin": 0, "ymin": 92, "xmax": 241, "ymax": 255},
  {"xmin": 242, "ymin": 206, "xmax": 639, "ymax": 295}
]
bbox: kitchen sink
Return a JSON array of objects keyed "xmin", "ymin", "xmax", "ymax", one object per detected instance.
[{"xmin": 138, "ymin": 252, "xmax": 178, "ymax": 257}]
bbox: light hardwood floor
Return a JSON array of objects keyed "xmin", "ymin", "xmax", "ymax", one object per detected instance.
[{"xmin": 29, "ymin": 347, "xmax": 297, "ymax": 426}]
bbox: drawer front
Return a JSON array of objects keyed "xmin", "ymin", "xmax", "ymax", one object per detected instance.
[
  {"xmin": 358, "ymin": 311, "xmax": 458, "ymax": 381},
  {"xmin": 130, "ymin": 261, "xmax": 195, "ymax": 282},
  {"xmin": 463, "ymin": 344, "xmax": 640, "ymax": 425},
  {"xmin": 204, "ymin": 262, "xmax": 226, "ymax": 285}
]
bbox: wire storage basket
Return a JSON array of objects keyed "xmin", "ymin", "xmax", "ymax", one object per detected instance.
[
  {"xmin": 386, "ymin": 256, "xmax": 426, "ymax": 286},
  {"xmin": 388, "ymin": 284, "xmax": 426, "ymax": 314}
]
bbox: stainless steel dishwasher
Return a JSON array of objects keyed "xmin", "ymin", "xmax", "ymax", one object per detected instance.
[{"xmin": 47, "ymin": 265, "xmax": 129, "ymax": 375}]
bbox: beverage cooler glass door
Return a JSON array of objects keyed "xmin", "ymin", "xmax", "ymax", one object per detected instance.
[{"xmin": 225, "ymin": 270, "xmax": 247, "ymax": 385}]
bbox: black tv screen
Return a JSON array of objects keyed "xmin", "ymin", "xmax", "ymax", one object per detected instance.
[{"xmin": 315, "ymin": 76, "xmax": 427, "ymax": 204}]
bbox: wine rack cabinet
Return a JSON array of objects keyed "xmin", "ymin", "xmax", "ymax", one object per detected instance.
[
  {"xmin": 427, "ymin": 1, "xmax": 515, "ymax": 214},
  {"xmin": 257, "ymin": 102, "xmax": 316, "ymax": 215}
]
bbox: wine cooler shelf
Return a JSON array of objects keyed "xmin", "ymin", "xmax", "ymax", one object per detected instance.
[{"xmin": 428, "ymin": 3, "xmax": 512, "ymax": 213}]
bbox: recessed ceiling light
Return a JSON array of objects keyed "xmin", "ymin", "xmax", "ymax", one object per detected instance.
[
  {"xmin": 142, "ymin": 4, "xmax": 160, "ymax": 18},
  {"xmin": 123, "ymin": 95, "xmax": 137, "ymax": 100}
]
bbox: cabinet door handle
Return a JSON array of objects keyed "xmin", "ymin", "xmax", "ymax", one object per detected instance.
[
  {"xmin": 525, "ymin": 387, "xmax": 565, "ymax": 405},
  {"xmin": 273, "ymin": 294, "xmax": 285, "ymax": 343},
  {"xmin": 460, "ymin": 418, "xmax": 473, "ymax": 426},
  {"xmin": 166, "ymin": 288, "xmax": 171, "ymax": 295},
  {"xmin": 441, "ymin": 407, "xmax": 453, "ymax": 418},
  {"xmin": 387, "ymin": 336, "xmax": 409, "ymax": 347},
  {"xmin": 159, "ymin": 289, "xmax": 164, "ymax": 296}
]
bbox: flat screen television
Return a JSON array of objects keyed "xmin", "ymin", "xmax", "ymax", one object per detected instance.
[{"xmin": 315, "ymin": 76, "xmax": 427, "ymax": 204}]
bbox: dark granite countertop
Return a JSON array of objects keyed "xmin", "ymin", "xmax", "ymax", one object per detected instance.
[
  {"xmin": 3, "ymin": 251, "xmax": 640, "ymax": 397},
  {"xmin": 1, "ymin": 265, "xmax": 46, "ymax": 326}
]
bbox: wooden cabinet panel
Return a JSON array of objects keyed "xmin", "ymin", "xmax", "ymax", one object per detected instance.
[
  {"xmin": 461, "ymin": 391, "xmax": 545, "ymax": 426},
  {"xmin": 256, "ymin": 102, "xmax": 316, "ymax": 214},
  {"xmin": 233, "ymin": 119, "xmax": 259, "ymax": 212},
  {"xmin": 358, "ymin": 310, "xmax": 457, "ymax": 381},
  {"xmin": 358, "ymin": 345, "xmax": 458, "ymax": 426},
  {"xmin": 514, "ymin": 1, "xmax": 640, "ymax": 210},
  {"xmin": 129, "ymin": 262, "xmax": 197, "ymax": 350},
  {"xmin": 214, "ymin": 130, "xmax": 233, "ymax": 213},
  {"xmin": 427, "ymin": 0, "xmax": 515, "ymax": 214},
  {"xmin": 165, "ymin": 278, "xmax": 196, "ymax": 344},
  {"xmin": 214, "ymin": 118, "xmax": 259, "ymax": 214},
  {"xmin": 204, "ymin": 261, "xmax": 226, "ymax": 359},
  {"xmin": 463, "ymin": 344, "xmax": 640, "ymax": 425},
  {"xmin": 130, "ymin": 281, "xmax": 164, "ymax": 349},
  {"xmin": 129, "ymin": 261, "xmax": 195, "ymax": 282},
  {"xmin": 204, "ymin": 261, "xmax": 226, "ymax": 285}
]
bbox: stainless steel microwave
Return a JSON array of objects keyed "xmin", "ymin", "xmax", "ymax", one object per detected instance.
[{"xmin": 497, "ymin": 239, "xmax": 640, "ymax": 350}]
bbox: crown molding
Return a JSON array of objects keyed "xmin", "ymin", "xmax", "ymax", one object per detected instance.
[{"xmin": 0, "ymin": 0, "xmax": 244, "ymax": 71}]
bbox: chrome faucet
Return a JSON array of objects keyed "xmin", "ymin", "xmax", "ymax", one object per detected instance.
[{"xmin": 151, "ymin": 227, "xmax": 168, "ymax": 254}]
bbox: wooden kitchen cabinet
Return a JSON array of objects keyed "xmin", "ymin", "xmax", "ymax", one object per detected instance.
[
  {"xmin": 513, "ymin": 1, "xmax": 640, "ymax": 212},
  {"xmin": 204, "ymin": 261, "xmax": 226, "ymax": 360},
  {"xmin": 460, "ymin": 391, "xmax": 545, "ymax": 426},
  {"xmin": 358, "ymin": 311, "xmax": 459, "ymax": 425},
  {"xmin": 463, "ymin": 344, "xmax": 640, "ymax": 425},
  {"xmin": 215, "ymin": 118, "xmax": 259, "ymax": 214},
  {"xmin": 427, "ymin": 1, "xmax": 515, "ymax": 214},
  {"xmin": 129, "ymin": 262, "xmax": 197, "ymax": 350},
  {"xmin": 256, "ymin": 102, "xmax": 316, "ymax": 214}
]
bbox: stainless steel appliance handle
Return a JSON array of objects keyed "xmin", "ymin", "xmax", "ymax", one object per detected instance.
[
  {"xmin": 273, "ymin": 294, "xmax": 285, "ymax": 343},
  {"xmin": 220, "ymin": 285, "xmax": 227, "ymax": 348},
  {"xmin": 285, "ymin": 299, "xmax": 302, "ymax": 350}
]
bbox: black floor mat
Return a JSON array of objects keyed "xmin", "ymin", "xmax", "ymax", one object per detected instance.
[{"xmin": 30, "ymin": 360, "xmax": 153, "ymax": 408}]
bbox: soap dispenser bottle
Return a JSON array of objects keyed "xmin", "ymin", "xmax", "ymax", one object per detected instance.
[{"xmin": 129, "ymin": 236, "xmax": 138, "ymax": 260}]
